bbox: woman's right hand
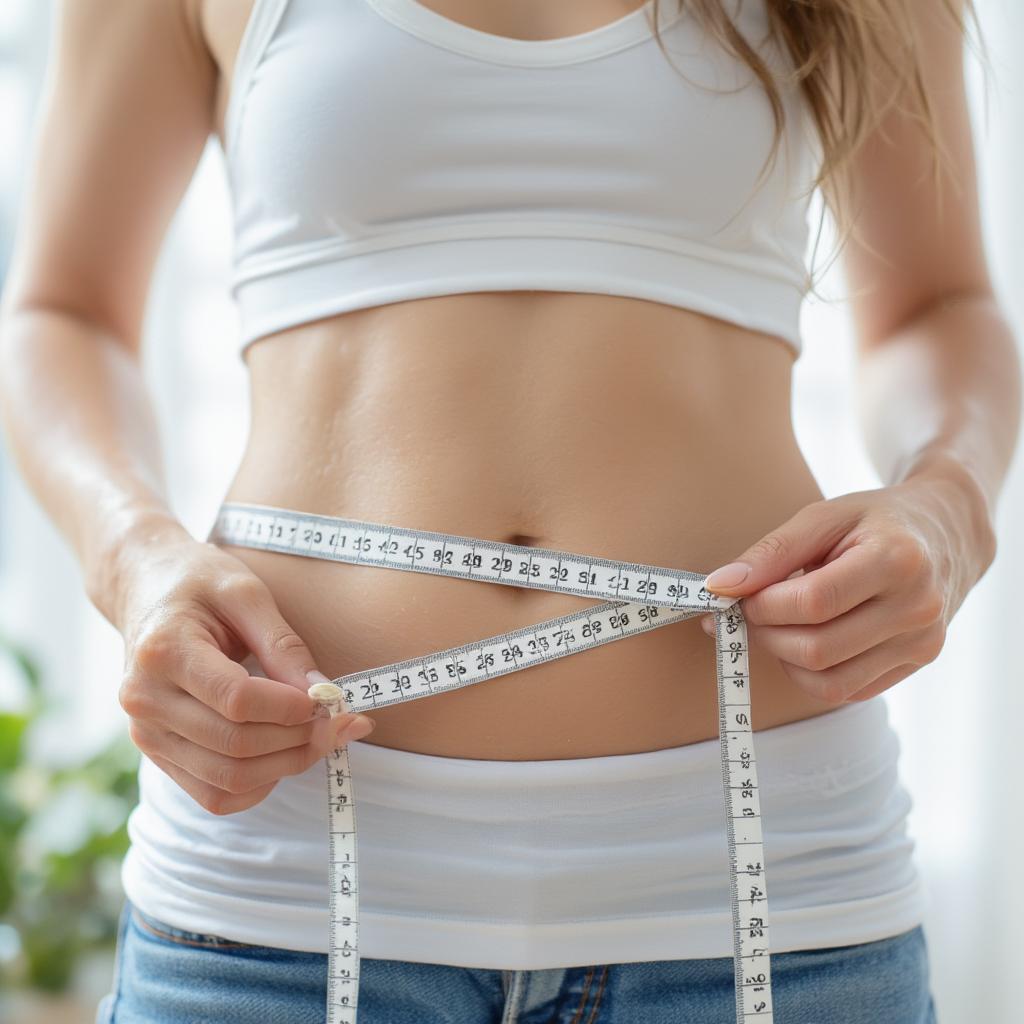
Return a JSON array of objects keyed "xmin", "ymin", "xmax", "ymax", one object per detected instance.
[{"xmin": 115, "ymin": 531, "xmax": 375, "ymax": 816}]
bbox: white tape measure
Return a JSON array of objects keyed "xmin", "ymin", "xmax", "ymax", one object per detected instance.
[{"xmin": 208, "ymin": 502, "xmax": 775, "ymax": 1023}]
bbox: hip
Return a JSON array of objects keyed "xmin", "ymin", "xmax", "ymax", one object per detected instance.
[
  {"xmin": 96, "ymin": 898, "xmax": 936, "ymax": 1024},
  {"xmin": 121, "ymin": 695, "xmax": 927, "ymax": 964}
]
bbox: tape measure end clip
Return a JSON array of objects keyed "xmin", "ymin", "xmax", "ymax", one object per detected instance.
[{"xmin": 308, "ymin": 681, "xmax": 345, "ymax": 705}]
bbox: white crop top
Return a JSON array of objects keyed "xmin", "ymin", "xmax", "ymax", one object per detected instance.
[{"xmin": 223, "ymin": 0, "xmax": 819, "ymax": 362}]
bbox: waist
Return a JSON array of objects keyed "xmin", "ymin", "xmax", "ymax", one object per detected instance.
[{"xmin": 212, "ymin": 505, "xmax": 838, "ymax": 758}]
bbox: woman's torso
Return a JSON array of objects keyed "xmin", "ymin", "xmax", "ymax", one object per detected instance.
[{"xmin": 199, "ymin": 0, "xmax": 839, "ymax": 760}]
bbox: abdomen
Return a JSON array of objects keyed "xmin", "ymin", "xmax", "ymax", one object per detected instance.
[{"xmin": 220, "ymin": 291, "xmax": 839, "ymax": 759}]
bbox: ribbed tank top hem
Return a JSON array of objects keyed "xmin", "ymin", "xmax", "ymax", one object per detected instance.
[{"xmin": 233, "ymin": 232, "xmax": 806, "ymax": 361}]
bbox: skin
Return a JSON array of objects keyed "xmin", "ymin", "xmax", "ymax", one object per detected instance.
[{"xmin": 0, "ymin": 0, "xmax": 1018, "ymax": 818}]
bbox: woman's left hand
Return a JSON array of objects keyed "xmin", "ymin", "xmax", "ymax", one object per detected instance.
[{"xmin": 697, "ymin": 474, "xmax": 997, "ymax": 705}]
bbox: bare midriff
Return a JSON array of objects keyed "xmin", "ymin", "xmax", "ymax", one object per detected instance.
[
  {"xmin": 218, "ymin": 294, "xmax": 840, "ymax": 760},
  {"xmin": 204, "ymin": 0, "xmax": 840, "ymax": 761}
]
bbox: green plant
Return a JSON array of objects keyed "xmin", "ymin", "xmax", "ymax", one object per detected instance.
[{"xmin": 0, "ymin": 628, "xmax": 138, "ymax": 993}]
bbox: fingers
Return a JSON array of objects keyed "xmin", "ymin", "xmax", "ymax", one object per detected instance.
[
  {"xmin": 136, "ymin": 712, "xmax": 376, "ymax": 815},
  {"xmin": 773, "ymin": 623, "xmax": 946, "ymax": 704},
  {"xmin": 154, "ymin": 715, "xmax": 372, "ymax": 795},
  {"xmin": 144, "ymin": 749, "xmax": 280, "ymax": 817},
  {"xmin": 718, "ymin": 546, "xmax": 947, "ymax": 704},
  {"xmin": 738, "ymin": 543, "xmax": 886, "ymax": 627},
  {"xmin": 844, "ymin": 664, "xmax": 921, "ymax": 702},
  {"xmin": 169, "ymin": 633, "xmax": 319, "ymax": 726},
  {"xmin": 744, "ymin": 594, "xmax": 909, "ymax": 670},
  {"xmin": 703, "ymin": 498, "xmax": 861, "ymax": 598},
  {"xmin": 706, "ymin": 532, "xmax": 948, "ymax": 704},
  {"xmin": 208, "ymin": 572, "xmax": 321, "ymax": 693},
  {"xmin": 114, "ymin": 544, "xmax": 370, "ymax": 817},
  {"xmin": 124, "ymin": 629, "xmax": 378, "ymax": 816},
  {"xmin": 155, "ymin": 688, "xmax": 365, "ymax": 758}
]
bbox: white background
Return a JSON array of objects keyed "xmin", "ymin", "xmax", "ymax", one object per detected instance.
[{"xmin": 1, "ymin": 2, "xmax": 1022, "ymax": 1020}]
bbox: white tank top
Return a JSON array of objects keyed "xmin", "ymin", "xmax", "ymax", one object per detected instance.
[{"xmin": 225, "ymin": 0, "xmax": 818, "ymax": 361}]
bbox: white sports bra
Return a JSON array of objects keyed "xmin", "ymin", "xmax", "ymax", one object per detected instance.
[{"xmin": 223, "ymin": 0, "xmax": 819, "ymax": 362}]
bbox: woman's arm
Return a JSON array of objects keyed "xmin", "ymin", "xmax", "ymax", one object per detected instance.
[
  {"xmin": 699, "ymin": 0, "xmax": 1020, "ymax": 705},
  {"xmin": 0, "ymin": 0, "xmax": 214, "ymax": 628},
  {"xmin": 842, "ymin": 0, "xmax": 1019, "ymax": 563},
  {"xmin": 0, "ymin": 0, "xmax": 366, "ymax": 814}
]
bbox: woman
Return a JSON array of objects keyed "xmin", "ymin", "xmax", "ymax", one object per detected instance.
[{"xmin": 0, "ymin": 0, "xmax": 1018, "ymax": 1021}]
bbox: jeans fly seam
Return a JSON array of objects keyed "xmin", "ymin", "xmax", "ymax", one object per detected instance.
[
  {"xmin": 584, "ymin": 965, "xmax": 609, "ymax": 1024},
  {"xmin": 569, "ymin": 966, "xmax": 596, "ymax": 1024}
]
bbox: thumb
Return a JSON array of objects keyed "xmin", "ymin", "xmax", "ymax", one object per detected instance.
[
  {"xmin": 217, "ymin": 577, "xmax": 324, "ymax": 694},
  {"xmin": 703, "ymin": 502, "xmax": 848, "ymax": 597}
]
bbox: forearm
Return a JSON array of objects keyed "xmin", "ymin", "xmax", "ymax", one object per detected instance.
[
  {"xmin": 0, "ymin": 305, "xmax": 193, "ymax": 626},
  {"xmin": 854, "ymin": 289, "xmax": 1021, "ymax": 573}
]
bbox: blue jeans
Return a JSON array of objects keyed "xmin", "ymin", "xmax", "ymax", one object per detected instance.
[{"xmin": 96, "ymin": 898, "xmax": 938, "ymax": 1023}]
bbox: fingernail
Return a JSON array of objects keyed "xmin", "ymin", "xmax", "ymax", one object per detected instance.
[
  {"xmin": 328, "ymin": 715, "xmax": 357, "ymax": 750},
  {"xmin": 341, "ymin": 716, "xmax": 375, "ymax": 743},
  {"xmin": 700, "ymin": 615, "xmax": 715, "ymax": 635},
  {"xmin": 306, "ymin": 669, "xmax": 332, "ymax": 687},
  {"xmin": 705, "ymin": 562, "xmax": 751, "ymax": 590}
]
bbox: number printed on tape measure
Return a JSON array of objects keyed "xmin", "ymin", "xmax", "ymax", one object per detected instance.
[{"xmin": 216, "ymin": 505, "xmax": 730, "ymax": 611}]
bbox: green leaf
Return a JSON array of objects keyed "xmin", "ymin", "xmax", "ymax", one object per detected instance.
[
  {"xmin": 0, "ymin": 712, "xmax": 29, "ymax": 771},
  {"xmin": 0, "ymin": 627, "xmax": 138, "ymax": 995}
]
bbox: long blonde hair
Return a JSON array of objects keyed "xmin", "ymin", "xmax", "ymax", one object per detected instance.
[{"xmin": 649, "ymin": 0, "xmax": 985, "ymax": 293}]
